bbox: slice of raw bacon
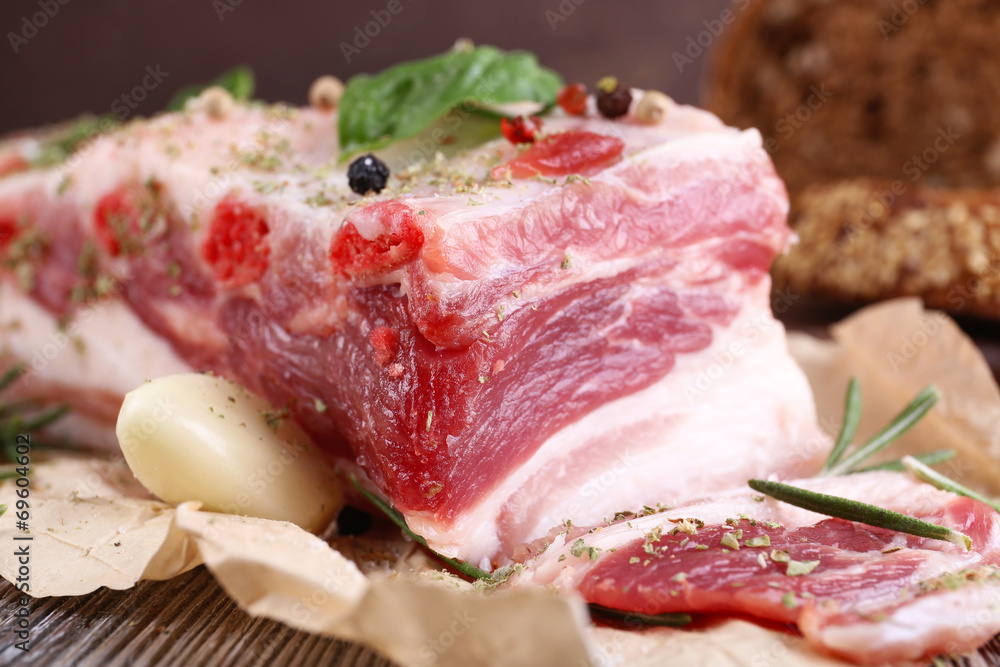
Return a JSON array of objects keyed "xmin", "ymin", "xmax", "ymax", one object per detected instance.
[
  {"xmin": 514, "ymin": 471, "xmax": 1000, "ymax": 665},
  {"xmin": 0, "ymin": 100, "xmax": 823, "ymax": 565}
]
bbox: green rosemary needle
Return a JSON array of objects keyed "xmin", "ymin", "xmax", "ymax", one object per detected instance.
[
  {"xmin": 587, "ymin": 604, "xmax": 691, "ymax": 627},
  {"xmin": 0, "ymin": 364, "xmax": 72, "ymax": 464},
  {"xmin": 0, "ymin": 365, "xmax": 24, "ymax": 393},
  {"xmin": 902, "ymin": 456, "xmax": 1000, "ymax": 514},
  {"xmin": 825, "ymin": 385, "xmax": 940, "ymax": 476},
  {"xmin": 821, "ymin": 378, "xmax": 862, "ymax": 473},
  {"xmin": 350, "ymin": 477, "xmax": 492, "ymax": 581},
  {"xmin": 748, "ymin": 479, "xmax": 971, "ymax": 551},
  {"xmin": 854, "ymin": 449, "xmax": 955, "ymax": 473}
]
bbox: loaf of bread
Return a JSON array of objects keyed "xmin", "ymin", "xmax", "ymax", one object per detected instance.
[
  {"xmin": 773, "ymin": 179, "xmax": 1000, "ymax": 318},
  {"xmin": 705, "ymin": 0, "xmax": 1000, "ymax": 317}
]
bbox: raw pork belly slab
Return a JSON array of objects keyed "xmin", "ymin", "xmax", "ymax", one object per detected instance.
[
  {"xmin": 0, "ymin": 100, "xmax": 822, "ymax": 564},
  {"xmin": 517, "ymin": 471, "xmax": 1000, "ymax": 665}
]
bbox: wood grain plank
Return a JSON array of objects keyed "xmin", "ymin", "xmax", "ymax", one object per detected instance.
[{"xmin": 0, "ymin": 567, "xmax": 398, "ymax": 666}]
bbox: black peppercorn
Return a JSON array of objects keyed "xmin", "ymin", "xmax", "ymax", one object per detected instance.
[
  {"xmin": 596, "ymin": 77, "xmax": 632, "ymax": 119},
  {"xmin": 347, "ymin": 153, "xmax": 390, "ymax": 195}
]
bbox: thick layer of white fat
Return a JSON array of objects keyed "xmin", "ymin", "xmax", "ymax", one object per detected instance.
[
  {"xmin": 423, "ymin": 124, "xmax": 774, "ymax": 240},
  {"xmin": 407, "ymin": 279, "xmax": 825, "ymax": 565},
  {"xmin": 0, "ymin": 281, "xmax": 192, "ymax": 410},
  {"xmin": 406, "ymin": 126, "xmax": 784, "ymax": 311},
  {"xmin": 813, "ymin": 582, "xmax": 1000, "ymax": 662},
  {"xmin": 47, "ymin": 107, "xmax": 346, "ymax": 229}
]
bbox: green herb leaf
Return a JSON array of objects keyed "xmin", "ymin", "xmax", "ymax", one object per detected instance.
[
  {"xmin": 0, "ymin": 364, "xmax": 71, "ymax": 464},
  {"xmin": 569, "ymin": 538, "xmax": 601, "ymax": 561},
  {"xmin": 338, "ymin": 45, "xmax": 563, "ymax": 157},
  {"xmin": 785, "ymin": 559, "xmax": 820, "ymax": 576},
  {"xmin": 167, "ymin": 65, "xmax": 255, "ymax": 111},
  {"xmin": 902, "ymin": 455, "xmax": 1000, "ymax": 513},
  {"xmin": 821, "ymin": 378, "xmax": 862, "ymax": 472},
  {"xmin": 350, "ymin": 477, "xmax": 492, "ymax": 580},
  {"xmin": 20, "ymin": 404, "xmax": 70, "ymax": 432},
  {"xmin": 0, "ymin": 364, "xmax": 25, "ymax": 393},
  {"xmin": 853, "ymin": 448, "xmax": 955, "ymax": 473},
  {"xmin": 826, "ymin": 385, "xmax": 940, "ymax": 476},
  {"xmin": 748, "ymin": 478, "xmax": 971, "ymax": 551},
  {"xmin": 587, "ymin": 604, "xmax": 691, "ymax": 627},
  {"xmin": 30, "ymin": 115, "xmax": 117, "ymax": 168}
]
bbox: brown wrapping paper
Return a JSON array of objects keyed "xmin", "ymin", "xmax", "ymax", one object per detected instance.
[{"xmin": 3, "ymin": 298, "xmax": 999, "ymax": 665}]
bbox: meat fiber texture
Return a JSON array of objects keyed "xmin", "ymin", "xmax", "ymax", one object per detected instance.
[
  {"xmin": 515, "ymin": 471, "xmax": 1000, "ymax": 665},
  {"xmin": 0, "ymin": 100, "xmax": 823, "ymax": 566}
]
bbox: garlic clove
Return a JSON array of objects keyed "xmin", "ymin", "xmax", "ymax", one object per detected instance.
[{"xmin": 116, "ymin": 373, "xmax": 343, "ymax": 532}]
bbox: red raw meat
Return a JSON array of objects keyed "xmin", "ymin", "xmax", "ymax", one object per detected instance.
[
  {"xmin": 516, "ymin": 472, "xmax": 1000, "ymax": 664},
  {"xmin": 0, "ymin": 101, "xmax": 822, "ymax": 565}
]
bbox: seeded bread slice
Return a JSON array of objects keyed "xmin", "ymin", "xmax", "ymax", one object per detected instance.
[
  {"xmin": 773, "ymin": 180, "xmax": 1000, "ymax": 319},
  {"xmin": 705, "ymin": 0, "xmax": 1000, "ymax": 319},
  {"xmin": 704, "ymin": 0, "xmax": 1000, "ymax": 197}
]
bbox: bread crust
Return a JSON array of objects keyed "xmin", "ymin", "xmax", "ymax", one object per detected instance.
[
  {"xmin": 706, "ymin": 0, "xmax": 1000, "ymax": 318},
  {"xmin": 773, "ymin": 180, "xmax": 1000, "ymax": 319},
  {"xmin": 706, "ymin": 0, "xmax": 1000, "ymax": 195}
]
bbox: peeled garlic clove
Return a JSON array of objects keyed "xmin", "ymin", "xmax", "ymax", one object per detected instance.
[{"xmin": 116, "ymin": 373, "xmax": 343, "ymax": 532}]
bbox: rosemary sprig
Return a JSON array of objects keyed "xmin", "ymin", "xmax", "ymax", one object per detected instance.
[
  {"xmin": 748, "ymin": 479, "xmax": 971, "ymax": 551},
  {"xmin": 854, "ymin": 449, "xmax": 955, "ymax": 473},
  {"xmin": 352, "ymin": 477, "xmax": 690, "ymax": 628},
  {"xmin": 0, "ymin": 365, "xmax": 24, "ymax": 393},
  {"xmin": 0, "ymin": 364, "xmax": 72, "ymax": 465},
  {"xmin": 902, "ymin": 456, "xmax": 1000, "ymax": 514},
  {"xmin": 824, "ymin": 385, "xmax": 939, "ymax": 476},
  {"xmin": 821, "ymin": 378, "xmax": 862, "ymax": 473},
  {"xmin": 587, "ymin": 604, "xmax": 691, "ymax": 627},
  {"xmin": 350, "ymin": 477, "xmax": 492, "ymax": 580}
]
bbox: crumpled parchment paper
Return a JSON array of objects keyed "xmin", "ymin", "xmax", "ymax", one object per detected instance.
[{"xmin": 3, "ymin": 298, "xmax": 999, "ymax": 666}]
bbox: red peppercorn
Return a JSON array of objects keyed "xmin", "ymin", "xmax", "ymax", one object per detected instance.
[
  {"xmin": 557, "ymin": 83, "xmax": 588, "ymax": 116},
  {"xmin": 500, "ymin": 115, "xmax": 542, "ymax": 144},
  {"xmin": 202, "ymin": 198, "xmax": 270, "ymax": 288}
]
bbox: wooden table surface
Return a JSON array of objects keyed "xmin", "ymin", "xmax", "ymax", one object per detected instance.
[
  {"xmin": 0, "ymin": 304, "xmax": 997, "ymax": 667},
  {"xmin": 0, "ymin": 567, "xmax": 396, "ymax": 667}
]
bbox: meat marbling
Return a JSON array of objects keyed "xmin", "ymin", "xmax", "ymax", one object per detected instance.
[
  {"xmin": 0, "ymin": 100, "xmax": 823, "ymax": 565},
  {"xmin": 513, "ymin": 471, "xmax": 1000, "ymax": 664}
]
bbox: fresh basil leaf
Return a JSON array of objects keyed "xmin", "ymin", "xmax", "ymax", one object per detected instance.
[
  {"xmin": 338, "ymin": 45, "xmax": 563, "ymax": 157},
  {"xmin": 167, "ymin": 65, "xmax": 255, "ymax": 111}
]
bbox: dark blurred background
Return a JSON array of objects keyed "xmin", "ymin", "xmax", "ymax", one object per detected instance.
[{"xmin": 0, "ymin": 0, "xmax": 730, "ymax": 134}]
